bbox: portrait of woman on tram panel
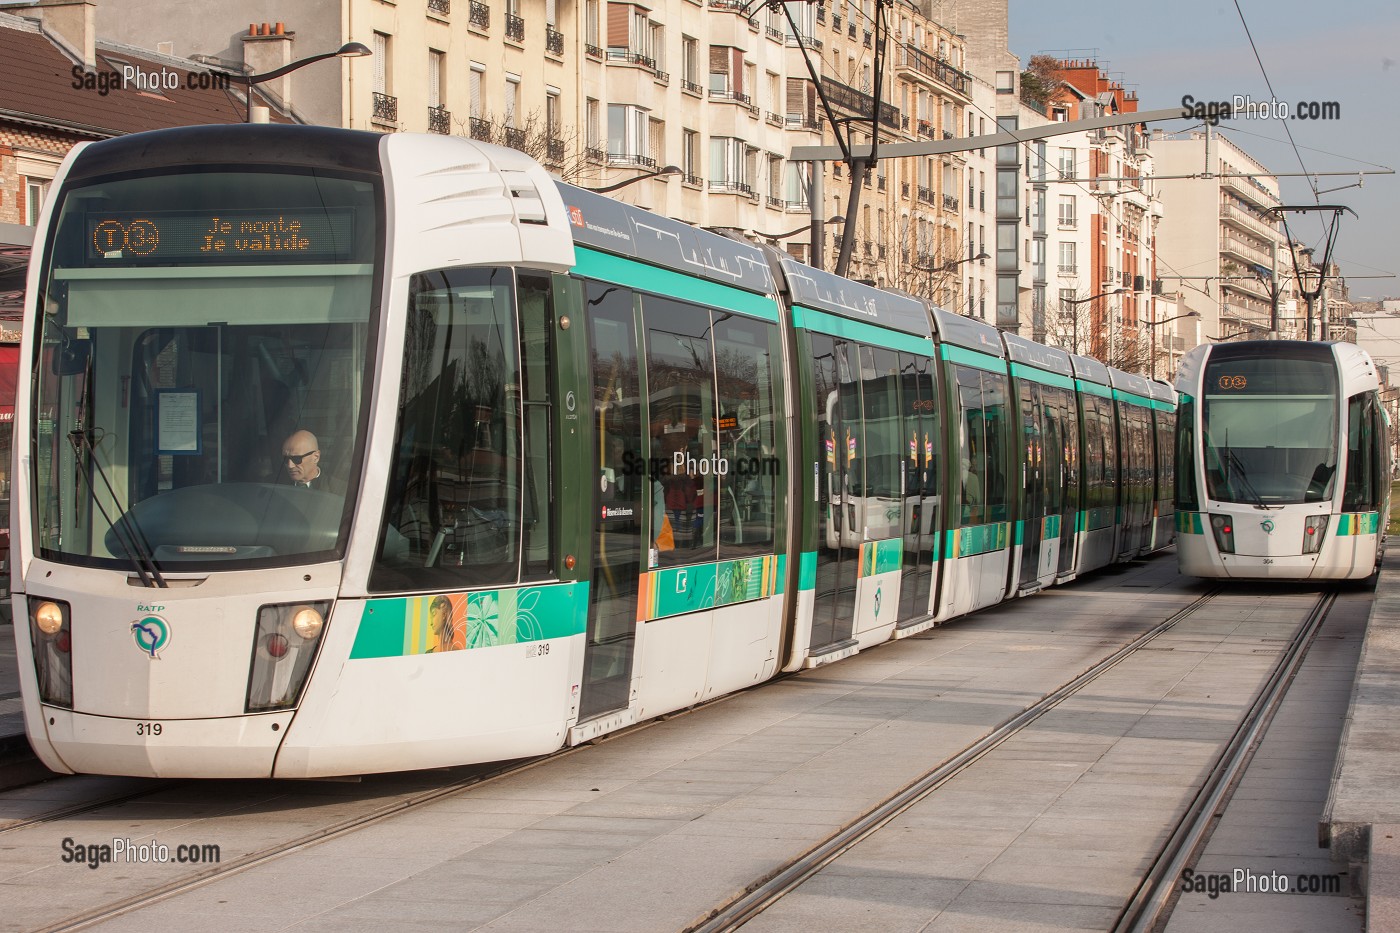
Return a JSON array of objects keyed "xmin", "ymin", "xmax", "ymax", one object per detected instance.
[{"xmin": 429, "ymin": 595, "xmax": 463, "ymax": 653}]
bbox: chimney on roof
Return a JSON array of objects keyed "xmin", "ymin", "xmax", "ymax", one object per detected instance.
[
  {"xmin": 33, "ymin": 0, "xmax": 96, "ymax": 71},
  {"xmin": 241, "ymin": 22, "xmax": 296, "ymax": 114}
]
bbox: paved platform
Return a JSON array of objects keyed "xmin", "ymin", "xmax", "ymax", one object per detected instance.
[
  {"xmin": 0, "ymin": 554, "xmax": 1369, "ymax": 933},
  {"xmin": 1323, "ymin": 558, "xmax": 1400, "ymax": 886},
  {"xmin": 0, "ymin": 619, "xmax": 22, "ymax": 740}
]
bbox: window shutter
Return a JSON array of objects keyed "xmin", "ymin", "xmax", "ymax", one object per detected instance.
[{"xmin": 608, "ymin": 4, "xmax": 629, "ymax": 47}]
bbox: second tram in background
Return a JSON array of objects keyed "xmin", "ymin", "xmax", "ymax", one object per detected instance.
[{"xmin": 1174, "ymin": 340, "xmax": 1389, "ymax": 580}]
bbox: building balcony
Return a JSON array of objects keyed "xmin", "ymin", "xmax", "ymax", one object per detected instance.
[
  {"xmin": 505, "ymin": 13, "xmax": 525, "ymax": 40},
  {"xmin": 1219, "ymin": 202, "xmax": 1280, "ymax": 242},
  {"xmin": 585, "ymin": 146, "xmax": 605, "ymax": 164},
  {"xmin": 683, "ymin": 172, "xmax": 704, "ymax": 187},
  {"xmin": 1058, "ymin": 215, "xmax": 1076, "ymax": 229},
  {"xmin": 942, "ymin": 194, "xmax": 959, "ymax": 212},
  {"xmin": 1220, "ymin": 172, "xmax": 1279, "ymax": 210},
  {"xmin": 784, "ymin": 114, "xmax": 820, "ymax": 132},
  {"xmin": 767, "ymin": 25, "xmax": 784, "ymax": 41},
  {"xmin": 917, "ymin": 119, "xmax": 935, "ymax": 140},
  {"xmin": 831, "ymin": 13, "xmax": 841, "ymax": 30},
  {"xmin": 585, "ymin": 43, "xmax": 604, "ymax": 60},
  {"xmin": 1220, "ymin": 232, "xmax": 1272, "ymax": 269},
  {"xmin": 373, "ymin": 92, "xmax": 398, "ymax": 123},
  {"xmin": 428, "ymin": 0, "xmax": 450, "ymax": 14},
  {"xmin": 654, "ymin": 70, "xmax": 669, "ymax": 86},
  {"xmin": 917, "ymin": 185, "xmax": 934, "ymax": 204},
  {"xmin": 1058, "ymin": 263, "xmax": 1077, "ymax": 275},
  {"xmin": 709, "ymin": 180, "xmax": 754, "ymax": 195},
  {"xmin": 546, "ymin": 25, "xmax": 564, "ymax": 55},
  {"xmin": 609, "ymin": 152, "xmax": 657, "ymax": 169},
  {"xmin": 1221, "ymin": 275, "xmax": 1269, "ymax": 302},
  {"xmin": 767, "ymin": 195, "xmax": 785, "ymax": 209},
  {"xmin": 608, "ymin": 49, "xmax": 656, "ymax": 71},
  {"xmin": 766, "ymin": 111, "xmax": 784, "ymax": 127},
  {"xmin": 428, "ymin": 105, "xmax": 451, "ymax": 135},
  {"xmin": 546, "ymin": 138, "xmax": 565, "ymax": 165},
  {"xmin": 469, "ymin": 0, "xmax": 489, "ymax": 29},
  {"xmin": 893, "ymin": 43, "xmax": 969, "ymax": 96},
  {"xmin": 682, "ymin": 78, "xmax": 703, "ymax": 96},
  {"xmin": 785, "ymin": 32, "xmax": 821, "ymax": 50},
  {"xmin": 469, "ymin": 116, "xmax": 492, "ymax": 140},
  {"xmin": 504, "ymin": 126, "xmax": 527, "ymax": 150},
  {"xmin": 709, "ymin": 88, "xmax": 752, "ymax": 106}
]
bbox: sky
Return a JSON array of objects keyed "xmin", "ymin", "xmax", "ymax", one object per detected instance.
[{"xmin": 1008, "ymin": 0, "xmax": 1400, "ymax": 300}]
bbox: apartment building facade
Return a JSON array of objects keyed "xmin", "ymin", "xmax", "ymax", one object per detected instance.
[{"xmin": 1153, "ymin": 129, "xmax": 1285, "ymax": 348}]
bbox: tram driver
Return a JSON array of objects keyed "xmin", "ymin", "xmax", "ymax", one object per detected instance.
[{"xmin": 282, "ymin": 429, "xmax": 339, "ymax": 493}]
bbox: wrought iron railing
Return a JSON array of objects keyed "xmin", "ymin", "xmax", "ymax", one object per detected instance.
[
  {"xmin": 546, "ymin": 25, "xmax": 564, "ymax": 54},
  {"xmin": 585, "ymin": 43, "xmax": 604, "ymax": 59},
  {"xmin": 820, "ymin": 76, "xmax": 899, "ymax": 130},
  {"xmin": 504, "ymin": 127, "xmax": 527, "ymax": 150},
  {"xmin": 506, "ymin": 13, "xmax": 524, "ymax": 40},
  {"xmin": 428, "ymin": 0, "xmax": 450, "ymax": 14},
  {"xmin": 709, "ymin": 180, "xmax": 753, "ymax": 195},
  {"xmin": 682, "ymin": 78, "xmax": 703, "ymax": 95},
  {"xmin": 546, "ymin": 138, "xmax": 565, "ymax": 164},
  {"xmin": 608, "ymin": 152, "xmax": 657, "ymax": 169},
  {"xmin": 709, "ymin": 88, "xmax": 752, "ymax": 105},
  {"xmin": 469, "ymin": 117, "xmax": 492, "ymax": 140},
  {"xmin": 373, "ymin": 92, "xmax": 398, "ymax": 122},
  {"xmin": 428, "ymin": 105, "xmax": 451, "ymax": 134},
  {"xmin": 943, "ymin": 194, "xmax": 959, "ymax": 212},
  {"xmin": 469, "ymin": 0, "xmax": 489, "ymax": 28}
]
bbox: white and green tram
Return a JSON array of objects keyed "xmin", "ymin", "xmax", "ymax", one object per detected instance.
[{"xmin": 14, "ymin": 126, "xmax": 1175, "ymax": 777}]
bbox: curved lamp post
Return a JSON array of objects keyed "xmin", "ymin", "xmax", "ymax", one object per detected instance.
[
  {"xmin": 1146, "ymin": 310, "xmax": 1200, "ymax": 379},
  {"xmin": 587, "ymin": 165, "xmax": 681, "ymax": 194},
  {"xmin": 1061, "ymin": 287, "xmax": 1124, "ymax": 356},
  {"xmin": 225, "ymin": 42, "xmax": 372, "ymax": 122}
]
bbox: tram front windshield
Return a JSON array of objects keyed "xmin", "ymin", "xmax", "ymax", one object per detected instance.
[
  {"xmin": 31, "ymin": 168, "xmax": 380, "ymax": 571},
  {"xmin": 1201, "ymin": 347, "xmax": 1337, "ymax": 505}
]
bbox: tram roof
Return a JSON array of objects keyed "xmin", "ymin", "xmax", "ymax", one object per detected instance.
[
  {"xmin": 555, "ymin": 182, "xmax": 774, "ymax": 296},
  {"xmin": 1108, "ymin": 367, "xmax": 1154, "ymax": 398},
  {"xmin": 776, "ymin": 257, "xmax": 932, "ymax": 339},
  {"xmin": 1148, "ymin": 379, "xmax": 1176, "ymax": 404},
  {"xmin": 929, "ymin": 306, "xmax": 1005, "ymax": 358},
  {"xmin": 1001, "ymin": 332, "xmax": 1073, "ymax": 377},
  {"xmin": 1069, "ymin": 353, "xmax": 1111, "ymax": 385}
]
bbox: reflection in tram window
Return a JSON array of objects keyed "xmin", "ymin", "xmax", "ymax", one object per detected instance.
[
  {"xmin": 713, "ymin": 314, "xmax": 784, "ymax": 560},
  {"xmin": 955, "ymin": 365, "xmax": 1008, "ymax": 526},
  {"xmin": 371, "ymin": 267, "xmax": 522, "ymax": 590}
]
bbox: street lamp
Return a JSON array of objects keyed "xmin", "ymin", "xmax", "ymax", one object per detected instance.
[
  {"xmin": 224, "ymin": 42, "xmax": 372, "ymax": 123},
  {"xmin": 933, "ymin": 251, "xmax": 990, "ymax": 273},
  {"xmin": 587, "ymin": 165, "xmax": 681, "ymax": 194},
  {"xmin": 746, "ymin": 215, "xmax": 844, "ymax": 242},
  {"xmin": 1145, "ymin": 310, "xmax": 1200, "ymax": 380},
  {"xmin": 1060, "ymin": 287, "xmax": 1123, "ymax": 357}
]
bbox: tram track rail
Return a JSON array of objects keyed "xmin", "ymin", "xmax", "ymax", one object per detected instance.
[
  {"xmin": 18, "ymin": 578, "xmax": 1227, "ymax": 932},
  {"xmin": 684, "ymin": 586, "xmax": 1338, "ymax": 933}
]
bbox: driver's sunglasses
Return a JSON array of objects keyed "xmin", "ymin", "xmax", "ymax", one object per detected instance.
[{"xmin": 283, "ymin": 450, "xmax": 318, "ymax": 465}]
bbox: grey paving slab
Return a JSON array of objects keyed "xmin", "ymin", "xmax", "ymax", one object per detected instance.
[{"xmin": 8, "ymin": 554, "xmax": 1321, "ymax": 933}]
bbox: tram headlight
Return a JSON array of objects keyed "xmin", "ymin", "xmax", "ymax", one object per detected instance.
[
  {"xmin": 245, "ymin": 600, "xmax": 331, "ymax": 714},
  {"xmin": 1302, "ymin": 515, "xmax": 1329, "ymax": 555},
  {"xmin": 1209, "ymin": 514, "xmax": 1235, "ymax": 555},
  {"xmin": 27, "ymin": 598, "xmax": 73, "ymax": 708}
]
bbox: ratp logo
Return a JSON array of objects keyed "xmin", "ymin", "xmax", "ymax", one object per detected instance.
[
  {"xmin": 131, "ymin": 616, "xmax": 170, "ymax": 659},
  {"xmin": 1261, "ymin": 520, "xmax": 1275, "ymax": 535}
]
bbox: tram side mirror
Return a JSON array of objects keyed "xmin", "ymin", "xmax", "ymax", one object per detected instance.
[{"xmin": 52, "ymin": 339, "xmax": 90, "ymax": 376}]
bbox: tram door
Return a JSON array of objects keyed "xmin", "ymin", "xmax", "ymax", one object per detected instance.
[
  {"xmin": 1016, "ymin": 379, "xmax": 1046, "ymax": 590},
  {"xmin": 898, "ymin": 352, "xmax": 940, "ymax": 623},
  {"xmin": 579, "ymin": 284, "xmax": 642, "ymax": 721},
  {"xmin": 1054, "ymin": 387, "xmax": 1080, "ymax": 579},
  {"xmin": 809, "ymin": 334, "xmax": 857, "ymax": 653}
]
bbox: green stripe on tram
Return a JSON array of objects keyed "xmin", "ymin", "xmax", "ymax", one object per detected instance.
[
  {"xmin": 947, "ymin": 522, "xmax": 1010, "ymax": 558},
  {"xmin": 351, "ymin": 581, "xmax": 590, "ymax": 659},
  {"xmin": 1336, "ymin": 512, "xmax": 1381, "ymax": 536},
  {"xmin": 1009, "ymin": 362, "xmax": 1075, "ymax": 391},
  {"xmin": 1075, "ymin": 379, "xmax": 1114, "ymax": 399},
  {"xmin": 791, "ymin": 305, "xmax": 934, "ymax": 355},
  {"xmin": 571, "ymin": 246, "xmax": 781, "ymax": 322},
  {"xmin": 939, "ymin": 343, "xmax": 1006, "ymax": 374},
  {"xmin": 1175, "ymin": 512, "xmax": 1205, "ymax": 535}
]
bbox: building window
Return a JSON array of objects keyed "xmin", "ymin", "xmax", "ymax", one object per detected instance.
[
  {"xmin": 710, "ymin": 136, "xmax": 749, "ymax": 190},
  {"xmin": 682, "ymin": 128, "xmax": 700, "ymax": 180},
  {"xmin": 504, "ymin": 73, "xmax": 520, "ymax": 128},
  {"xmin": 996, "ymin": 70, "xmax": 1014, "ymax": 94},
  {"xmin": 1058, "ymin": 241, "xmax": 1077, "ymax": 275},
  {"xmin": 682, "ymin": 36, "xmax": 699, "ymax": 89},
  {"xmin": 428, "ymin": 50, "xmax": 444, "ymax": 108},
  {"xmin": 373, "ymin": 33, "xmax": 389, "ymax": 94},
  {"xmin": 25, "ymin": 178, "xmax": 51, "ymax": 226},
  {"xmin": 1058, "ymin": 147, "xmax": 1077, "ymax": 180},
  {"xmin": 608, "ymin": 103, "xmax": 654, "ymax": 166},
  {"xmin": 1058, "ymin": 195, "xmax": 1076, "ymax": 228}
]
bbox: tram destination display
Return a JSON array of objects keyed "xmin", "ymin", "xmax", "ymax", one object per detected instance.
[{"xmin": 84, "ymin": 208, "xmax": 357, "ymax": 265}]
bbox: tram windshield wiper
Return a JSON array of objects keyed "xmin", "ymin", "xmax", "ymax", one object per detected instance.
[
  {"xmin": 67, "ymin": 429, "xmax": 168, "ymax": 588},
  {"xmin": 1221, "ymin": 446, "xmax": 1276, "ymax": 510}
]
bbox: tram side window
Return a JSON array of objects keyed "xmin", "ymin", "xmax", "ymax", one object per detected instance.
[
  {"xmin": 645, "ymin": 296, "xmax": 717, "ymax": 568},
  {"xmin": 714, "ymin": 314, "xmax": 784, "ymax": 559},
  {"xmin": 955, "ymin": 365, "xmax": 1008, "ymax": 525},
  {"xmin": 1175, "ymin": 397, "xmax": 1198, "ymax": 511},
  {"xmin": 1344, "ymin": 393, "xmax": 1380, "ymax": 512},
  {"xmin": 518, "ymin": 274, "xmax": 555, "ymax": 580},
  {"xmin": 1156, "ymin": 410, "xmax": 1176, "ymax": 502},
  {"xmin": 371, "ymin": 267, "xmax": 522, "ymax": 591},
  {"xmin": 1082, "ymin": 395, "xmax": 1116, "ymax": 514},
  {"xmin": 861, "ymin": 346, "xmax": 903, "ymax": 539}
]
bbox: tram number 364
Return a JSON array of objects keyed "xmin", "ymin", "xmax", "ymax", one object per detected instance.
[{"xmin": 136, "ymin": 722, "xmax": 163, "ymax": 736}]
